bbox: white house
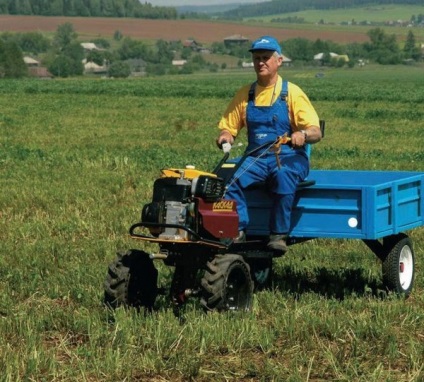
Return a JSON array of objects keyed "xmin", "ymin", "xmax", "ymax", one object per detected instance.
[
  {"xmin": 83, "ymin": 59, "xmax": 107, "ymax": 74},
  {"xmin": 23, "ymin": 56, "xmax": 39, "ymax": 66},
  {"xmin": 80, "ymin": 42, "xmax": 102, "ymax": 52},
  {"xmin": 314, "ymin": 52, "xmax": 349, "ymax": 62},
  {"xmin": 172, "ymin": 60, "xmax": 187, "ymax": 66}
]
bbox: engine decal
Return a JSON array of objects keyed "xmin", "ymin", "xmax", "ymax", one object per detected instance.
[{"xmin": 212, "ymin": 200, "xmax": 235, "ymax": 212}]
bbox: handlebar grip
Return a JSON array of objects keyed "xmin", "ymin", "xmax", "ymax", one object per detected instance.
[{"xmin": 222, "ymin": 142, "xmax": 231, "ymax": 154}]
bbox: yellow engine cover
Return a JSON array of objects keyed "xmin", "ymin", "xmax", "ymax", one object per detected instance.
[{"xmin": 161, "ymin": 167, "xmax": 217, "ymax": 180}]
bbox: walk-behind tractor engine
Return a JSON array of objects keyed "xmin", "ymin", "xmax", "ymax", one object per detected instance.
[
  {"xmin": 141, "ymin": 168, "xmax": 238, "ymax": 242},
  {"xmin": 104, "ymin": 138, "xmax": 286, "ymax": 314}
]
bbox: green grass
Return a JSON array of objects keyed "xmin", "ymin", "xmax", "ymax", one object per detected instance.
[
  {"xmin": 1, "ymin": 66, "xmax": 424, "ymax": 381},
  {"xmin": 247, "ymin": 4, "xmax": 424, "ymax": 24},
  {"xmin": 243, "ymin": 4, "xmax": 424, "ymax": 42}
]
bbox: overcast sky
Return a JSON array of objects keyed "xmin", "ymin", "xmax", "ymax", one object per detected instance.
[{"xmin": 145, "ymin": 0, "xmax": 268, "ymax": 6}]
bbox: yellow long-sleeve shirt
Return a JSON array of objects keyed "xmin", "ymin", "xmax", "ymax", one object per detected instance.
[{"xmin": 218, "ymin": 75, "xmax": 319, "ymax": 137}]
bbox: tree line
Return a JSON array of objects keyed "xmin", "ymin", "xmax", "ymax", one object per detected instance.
[
  {"xmin": 0, "ymin": 0, "xmax": 177, "ymax": 19},
  {"xmin": 282, "ymin": 28, "xmax": 421, "ymax": 66},
  {"xmin": 1, "ymin": 0, "xmax": 422, "ymax": 21}
]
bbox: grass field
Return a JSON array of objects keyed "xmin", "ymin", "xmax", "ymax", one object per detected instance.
[
  {"xmin": 244, "ymin": 4, "xmax": 424, "ymax": 43},
  {"xmin": 1, "ymin": 65, "xmax": 424, "ymax": 381},
  {"xmin": 250, "ymin": 4, "xmax": 424, "ymax": 24}
]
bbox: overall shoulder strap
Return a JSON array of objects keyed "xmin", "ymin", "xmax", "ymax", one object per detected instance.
[
  {"xmin": 248, "ymin": 82, "xmax": 256, "ymax": 102},
  {"xmin": 280, "ymin": 80, "xmax": 288, "ymax": 102}
]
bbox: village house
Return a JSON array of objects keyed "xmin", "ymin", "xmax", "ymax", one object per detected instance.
[
  {"xmin": 80, "ymin": 42, "xmax": 103, "ymax": 52},
  {"xmin": 223, "ymin": 34, "xmax": 250, "ymax": 48},
  {"xmin": 23, "ymin": 56, "xmax": 53, "ymax": 79}
]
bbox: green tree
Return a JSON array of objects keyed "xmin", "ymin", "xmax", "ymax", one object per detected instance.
[
  {"xmin": 113, "ymin": 30, "xmax": 123, "ymax": 41},
  {"xmin": 191, "ymin": 53, "xmax": 206, "ymax": 67},
  {"xmin": 48, "ymin": 54, "xmax": 72, "ymax": 77},
  {"xmin": 346, "ymin": 42, "xmax": 366, "ymax": 60},
  {"xmin": 403, "ymin": 30, "xmax": 421, "ymax": 61},
  {"xmin": 17, "ymin": 32, "xmax": 50, "ymax": 54},
  {"xmin": 62, "ymin": 41, "xmax": 84, "ymax": 75},
  {"xmin": 283, "ymin": 38, "xmax": 314, "ymax": 62},
  {"xmin": 47, "ymin": 22, "xmax": 83, "ymax": 76},
  {"xmin": 311, "ymin": 38, "xmax": 329, "ymax": 53},
  {"xmin": 117, "ymin": 37, "xmax": 150, "ymax": 60},
  {"xmin": 87, "ymin": 50, "xmax": 105, "ymax": 66},
  {"xmin": 211, "ymin": 42, "xmax": 225, "ymax": 54},
  {"xmin": 101, "ymin": 0, "xmax": 114, "ymax": 17},
  {"xmin": 0, "ymin": 0, "xmax": 8, "ymax": 13},
  {"xmin": 73, "ymin": 0, "xmax": 90, "ymax": 16},
  {"xmin": 155, "ymin": 39, "xmax": 174, "ymax": 64},
  {"xmin": 145, "ymin": 62, "xmax": 166, "ymax": 76},
  {"xmin": 92, "ymin": 38, "xmax": 110, "ymax": 49},
  {"xmin": 363, "ymin": 28, "xmax": 401, "ymax": 65},
  {"xmin": 53, "ymin": 22, "xmax": 77, "ymax": 52},
  {"xmin": 15, "ymin": 0, "xmax": 32, "ymax": 15},
  {"xmin": 0, "ymin": 39, "xmax": 28, "ymax": 78},
  {"xmin": 108, "ymin": 61, "xmax": 131, "ymax": 78},
  {"xmin": 180, "ymin": 46, "xmax": 192, "ymax": 60},
  {"xmin": 49, "ymin": 0, "xmax": 64, "ymax": 16}
]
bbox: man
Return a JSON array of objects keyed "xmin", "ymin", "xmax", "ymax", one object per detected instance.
[{"xmin": 216, "ymin": 35, "xmax": 322, "ymax": 253}]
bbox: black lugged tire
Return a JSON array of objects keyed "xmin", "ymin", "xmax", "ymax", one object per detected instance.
[
  {"xmin": 104, "ymin": 249, "xmax": 158, "ymax": 310},
  {"xmin": 382, "ymin": 235, "xmax": 414, "ymax": 297},
  {"xmin": 200, "ymin": 254, "xmax": 253, "ymax": 312}
]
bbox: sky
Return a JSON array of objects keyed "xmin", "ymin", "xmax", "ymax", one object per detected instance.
[{"xmin": 145, "ymin": 0, "xmax": 268, "ymax": 6}]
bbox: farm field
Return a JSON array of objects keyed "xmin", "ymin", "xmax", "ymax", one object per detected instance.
[
  {"xmin": 1, "ymin": 65, "xmax": 424, "ymax": 381},
  {"xmin": 0, "ymin": 14, "xmax": 372, "ymax": 44}
]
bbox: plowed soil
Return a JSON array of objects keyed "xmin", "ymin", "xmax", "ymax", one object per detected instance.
[{"xmin": 0, "ymin": 15, "xmax": 368, "ymax": 44}]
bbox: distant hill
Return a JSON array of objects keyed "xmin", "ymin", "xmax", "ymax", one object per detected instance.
[
  {"xmin": 176, "ymin": 4, "xmax": 244, "ymax": 14},
  {"xmin": 216, "ymin": 0, "xmax": 423, "ymax": 19}
]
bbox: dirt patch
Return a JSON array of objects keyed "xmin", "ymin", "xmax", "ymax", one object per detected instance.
[{"xmin": 0, "ymin": 15, "xmax": 368, "ymax": 44}]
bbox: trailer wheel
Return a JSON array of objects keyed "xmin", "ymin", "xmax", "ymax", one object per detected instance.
[
  {"xmin": 104, "ymin": 249, "xmax": 158, "ymax": 310},
  {"xmin": 200, "ymin": 254, "xmax": 253, "ymax": 312},
  {"xmin": 382, "ymin": 235, "xmax": 414, "ymax": 296}
]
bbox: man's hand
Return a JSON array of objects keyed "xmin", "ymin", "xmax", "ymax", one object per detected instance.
[
  {"xmin": 292, "ymin": 126, "xmax": 322, "ymax": 148},
  {"xmin": 291, "ymin": 130, "xmax": 307, "ymax": 148},
  {"xmin": 216, "ymin": 130, "xmax": 234, "ymax": 148}
]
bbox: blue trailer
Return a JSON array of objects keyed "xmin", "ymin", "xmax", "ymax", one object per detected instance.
[
  {"xmin": 104, "ymin": 138, "xmax": 424, "ymax": 314},
  {"xmin": 247, "ymin": 170, "xmax": 424, "ymax": 241},
  {"xmin": 244, "ymin": 169, "xmax": 423, "ymax": 298}
]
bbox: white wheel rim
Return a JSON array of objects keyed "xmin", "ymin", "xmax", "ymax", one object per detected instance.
[{"xmin": 399, "ymin": 245, "xmax": 414, "ymax": 291}]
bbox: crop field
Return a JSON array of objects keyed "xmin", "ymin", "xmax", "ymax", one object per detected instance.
[
  {"xmin": 0, "ymin": 15, "xmax": 372, "ymax": 44},
  {"xmin": 1, "ymin": 65, "xmax": 424, "ymax": 381}
]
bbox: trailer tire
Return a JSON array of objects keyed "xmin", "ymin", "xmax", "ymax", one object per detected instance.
[
  {"xmin": 382, "ymin": 235, "xmax": 414, "ymax": 296},
  {"xmin": 200, "ymin": 254, "xmax": 253, "ymax": 312},
  {"xmin": 104, "ymin": 249, "xmax": 158, "ymax": 310}
]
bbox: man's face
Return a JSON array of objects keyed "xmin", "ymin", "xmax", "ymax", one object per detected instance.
[{"xmin": 252, "ymin": 50, "xmax": 282, "ymax": 79}]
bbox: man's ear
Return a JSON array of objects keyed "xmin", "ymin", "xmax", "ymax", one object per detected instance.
[{"xmin": 277, "ymin": 55, "xmax": 283, "ymax": 67}]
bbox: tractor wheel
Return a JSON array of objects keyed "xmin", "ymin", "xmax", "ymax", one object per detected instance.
[
  {"xmin": 200, "ymin": 254, "xmax": 253, "ymax": 312},
  {"xmin": 104, "ymin": 249, "xmax": 158, "ymax": 310},
  {"xmin": 382, "ymin": 235, "xmax": 414, "ymax": 297}
]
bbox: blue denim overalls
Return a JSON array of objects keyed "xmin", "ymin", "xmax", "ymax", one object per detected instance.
[{"xmin": 225, "ymin": 80, "xmax": 309, "ymax": 234}]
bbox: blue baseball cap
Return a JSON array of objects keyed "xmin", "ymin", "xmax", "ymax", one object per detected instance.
[{"xmin": 249, "ymin": 36, "xmax": 282, "ymax": 55}]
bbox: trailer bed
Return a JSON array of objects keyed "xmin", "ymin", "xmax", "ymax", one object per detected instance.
[{"xmin": 246, "ymin": 170, "xmax": 424, "ymax": 240}]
